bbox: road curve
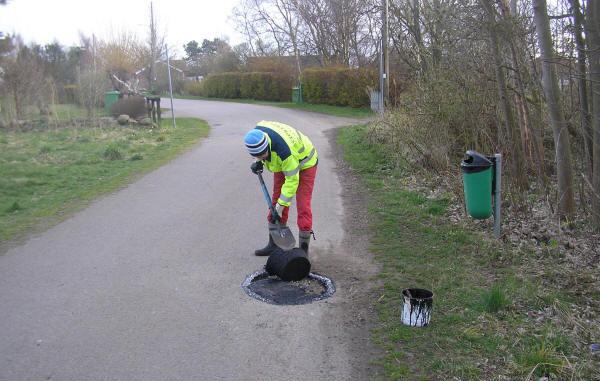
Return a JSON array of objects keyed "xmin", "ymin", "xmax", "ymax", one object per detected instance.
[{"xmin": 0, "ymin": 99, "xmax": 375, "ymax": 381}]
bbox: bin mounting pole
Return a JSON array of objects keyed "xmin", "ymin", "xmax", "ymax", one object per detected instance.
[{"xmin": 493, "ymin": 154, "xmax": 502, "ymax": 239}]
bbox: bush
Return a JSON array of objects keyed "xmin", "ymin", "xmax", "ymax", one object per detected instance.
[
  {"xmin": 183, "ymin": 81, "xmax": 204, "ymax": 96},
  {"xmin": 202, "ymin": 73, "xmax": 241, "ymax": 98},
  {"xmin": 202, "ymin": 72, "xmax": 292, "ymax": 101},
  {"xmin": 198, "ymin": 68, "xmax": 374, "ymax": 106},
  {"xmin": 367, "ymin": 106, "xmax": 454, "ymax": 171},
  {"xmin": 302, "ymin": 67, "xmax": 376, "ymax": 107},
  {"xmin": 110, "ymin": 96, "xmax": 147, "ymax": 118},
  {"xmin": 240, "ymin": 72, "xmax": 292, "ymax": 101},
  {"xmin": 367, "ymin": 68, "xmax": 499, "ymax": 174},
  {"xmin": 239, "ymin": 72, "xmax": 263, "ymax": 99},
  {"xmin": 63, "ymin": 84, "xmax": 78, "ymax": 104}
]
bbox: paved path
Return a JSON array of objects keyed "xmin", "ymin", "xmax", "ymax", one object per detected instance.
[{"xmin": 0, "ymin": 99, "xmax": 371, "ymax": 381}]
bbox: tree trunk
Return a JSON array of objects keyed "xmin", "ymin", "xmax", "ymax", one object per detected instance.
[
  {"xmin": 149, "ymin": 2, "xmax": 157, "ymax": 93},
  {"xmin": 383, "ymin": 0, "xmax": 390, "ymax": 103},
  {"xmin": 533, "ymin": 0, "xmax": 576, "ymax": 219},
  {"xmin": 411, "ymin": 0, "xmax": 427, "ymax": 73},
  {"xmin": 274, "ymin": 0, "xmax": 302, "ymax": 82},
  {"xmin": 431, "ymin": 0, "xmax": 442, "ymax": 68},
  {"xmin": 570, "ymin": 0, "xmax": 593, "ymax": 179},
  {"xmin": 499, "ymin": 0, "xmax": 545, "ymax": 185},
  {"xmin": 13, "ymin": 88, "xmax": 21, "ymax": 119},
  {"xmin": 585, "ymin": 0, "xmax": 600, "ymax": 228},
  {"xmin": 481, "ymin": 0, "xmax": 528, "ymax": 188}
]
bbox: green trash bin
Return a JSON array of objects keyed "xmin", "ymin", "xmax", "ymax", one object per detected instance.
[
  {"xmin": 292, "ymin": 85, "xmax": 303, "ymax": 103},
  {"xmin": 104, "ymin": 91, "xmax": 120, "ymax": 113},
  {"xmin": 461, "ymin": 150, "xmax": 493, "ymax": 219}
]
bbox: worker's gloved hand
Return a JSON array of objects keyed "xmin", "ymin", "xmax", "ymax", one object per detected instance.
[
  {"xmin": 275, "ymin": 203, "xmax": 285, "ymax": 216},
  {"xmin": 271, "ymin": 213, "xmax": 281, "ymax": 223},
  {"xmin": 251, "ymin": 161, "xmax": 263, "ymax": 174},
  {"xmin": 274, "ymin": 203, "xmax": 285, "ymax": 221}
]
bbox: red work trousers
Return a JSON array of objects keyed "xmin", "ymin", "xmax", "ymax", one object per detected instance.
[{"xmin": 268, "ymin": 165, "xmax": 318, "ymax": 231}]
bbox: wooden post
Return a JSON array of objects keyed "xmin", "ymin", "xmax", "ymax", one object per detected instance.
[
  {"xmin": 157, "ymin": 98, "xmax": 161, "ymax": 123},
  {"xmin": 151, "ymin": 99, "xmax": 156, "ymax": 123}
]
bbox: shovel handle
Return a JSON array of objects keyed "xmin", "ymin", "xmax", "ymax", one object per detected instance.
[
  {"xmin": 256, "ymin": 172, "xmax": 296, "ymax": 249},
  {"xmin": 257, "ymin": 172, "xmax": 280, "ymax": 221}
]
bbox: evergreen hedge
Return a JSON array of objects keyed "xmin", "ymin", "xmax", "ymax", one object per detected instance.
[
  {"xmin": 302, "ymin": 67, "xmax": 376, "ymax": 107},
  {"xmin": 187, "ymin": 67, "xmax": 376, "ymax": 107},
  {"xmin": 202, "ymin": 73, "xmax": 241, "ymax": 99},
  {"xmin": 198, "ymin": 72, "xmax": 293, "ymax": 101},
  {"xmin": 183, "ymin": 81, "xmax": 203, "ymax": 96}
]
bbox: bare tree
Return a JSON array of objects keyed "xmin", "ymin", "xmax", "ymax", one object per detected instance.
[
  {"xmin": 410, "ymin": 0, "xmax": 426, "ymax": 73},
  {"xmin": 232, "ymin": 4, "xmax": 276, "ymax": 56},
  {"xmin": 274, "ymin": 0, "xmax": 303, "ymax": 79},
  {"xmin": 77, "ymin": 69, "xmax": 107, "ymax": 118},
  {"xmin": 292, "ymin": 0, "xmax": 332, "ymax": 64},
  {"xmin": 388, "ymin": 0, "xmax": 424, "ymax": 72},
  {"xmin": 233, "ymin": 0, "xmax": 379, "ymax": 68},
  {"xmin": 1, "ymin": 40, "xmax": 45, "ymax": 119},
  {"xmin": 570, "ymin": 0, "xmax": 593, "ymax": 179},
  {"xmin": 585, "ymin": 0, "xmax": 600, "ymax": 228},
  {"xmin": 498, "ymin": 0, "xmax": 546, "ymax": 186},
  {"xmin": 235, "ymin": 0, "xmax": 302, "ymax": 77},
  {"xmin": 481, "ymin": 0, "xmax": 528, "ymax": 189},
  {"xmin": 533, "ymin": 0, "xmax": 575, "ymax": 219},
  {"xmin": 98, "ymin": 32, "xmax": 147, "ymax": 92},
  {"xmin": 146, "ymin": 2, "xmax": 165, "ymax": 93}
]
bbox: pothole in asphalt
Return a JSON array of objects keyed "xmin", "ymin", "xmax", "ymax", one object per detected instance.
[{"xmin": 242, "ymin": 269, "xmax": 335, "ymax": 305}]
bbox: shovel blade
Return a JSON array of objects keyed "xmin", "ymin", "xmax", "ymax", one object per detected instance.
[{"xmin": 269, "ymin": 224, "xmax": 296, "ymax": 250}]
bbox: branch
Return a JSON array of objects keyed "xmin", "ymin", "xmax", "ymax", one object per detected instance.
[
  {"xmin": 548, "ymin": 14, "xmax": 572, "ymax": 19},
  {"xmin": 110, "ymin": 73, "xmax": 143, "ymax": 95}
]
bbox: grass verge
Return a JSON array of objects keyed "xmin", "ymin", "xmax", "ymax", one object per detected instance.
[
  {"xmin": 173, "ymin": 94, "xmax": 373, "ymax": 118},
  {"xmin": 51, "ymin": 104, "xmax": 109, "ymax": 120},
  {"xmin": 0, "ymin": 117, "xmax": 209, "ymax": 245},
  {"xmin": 337, "ymin": 125, "xmax": 598, "ymax": 380}
]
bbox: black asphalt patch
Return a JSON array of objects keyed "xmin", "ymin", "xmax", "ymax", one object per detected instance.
[{"xmin": 242, "ymin": 269, "xmax": 335, "ymax": 305}]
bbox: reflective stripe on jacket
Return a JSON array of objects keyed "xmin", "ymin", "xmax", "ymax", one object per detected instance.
[{"xmin": 255, "ymin": 121, "xmax": 318, "ymax": 207}]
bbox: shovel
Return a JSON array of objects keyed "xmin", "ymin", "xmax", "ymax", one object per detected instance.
[{"xmin": 256, "ymin": 171, "xmax": 296, "ymax": 250}]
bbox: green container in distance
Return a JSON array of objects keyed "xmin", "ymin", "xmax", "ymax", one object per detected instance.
[
  {"xmin": 104, "ymin": 91, "xmax": 120, "ymax": 113},
  {"xmin": 461, "ymin": 150, "xmax": 493, "ymax": 219},
  {"xmin": 292, "ymin": 84, "xmax": 303, "ymax": 103}
]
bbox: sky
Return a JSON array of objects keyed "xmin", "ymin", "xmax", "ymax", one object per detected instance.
[{"xmin": 0, "ymin": 0, "xmax": 245, "ymax": 58}]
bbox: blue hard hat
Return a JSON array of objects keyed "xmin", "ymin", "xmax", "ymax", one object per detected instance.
[{"xmin": 244, "ymin": 129, "xmax": 269, "ymax": 156}]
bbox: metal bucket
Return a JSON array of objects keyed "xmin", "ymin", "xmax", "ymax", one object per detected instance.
[
  {"xmin": 401, "ymin": 288, "xmax": 433, "ymax": 327},
  {"xmin": 265, "ymin": 248, "xmax": 311, "ymax": 281}
]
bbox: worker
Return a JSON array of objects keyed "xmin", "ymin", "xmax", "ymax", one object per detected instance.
[{"xmin": 244, "ymin": 121, "xmax": 318, "ymax": 256}]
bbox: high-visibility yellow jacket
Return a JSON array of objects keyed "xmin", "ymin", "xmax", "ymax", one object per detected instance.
[{"xmin": 255, "ymin": 121, "xmax": 318, "ymax": 207}]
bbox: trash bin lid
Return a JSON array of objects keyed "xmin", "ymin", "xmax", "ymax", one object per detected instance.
[{"xmin": 461, "ymin": 150, "xmax": 492, "ymax": 173}]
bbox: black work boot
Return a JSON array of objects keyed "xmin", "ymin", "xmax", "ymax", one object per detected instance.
[
  {"xmin": 299, "ymin": 230, "xmax": 313, "ymax": 255},
  {"xmin": 254, "ymin": 223, "xmax": 278, "ymax": 256}
]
